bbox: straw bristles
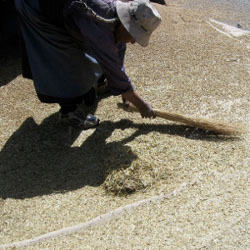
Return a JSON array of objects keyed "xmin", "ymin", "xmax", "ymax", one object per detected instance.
[{"xmin": 122, "ymin": 105, "xmax": 246, "ymax": 135}]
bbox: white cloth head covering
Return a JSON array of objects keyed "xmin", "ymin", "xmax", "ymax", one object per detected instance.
[{"xmin": 116, "ymin": 0, "xmax": 162, "ymax": 47}]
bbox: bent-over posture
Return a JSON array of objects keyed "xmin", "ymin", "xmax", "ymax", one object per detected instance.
[{"xmin": 15, "ymin": 0, "xmax": 162, "ymax": 129}]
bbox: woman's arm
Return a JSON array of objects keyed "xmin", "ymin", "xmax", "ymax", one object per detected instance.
[{"xmin": 122, "ymin": 90, "xmax": 156, "ymax": 118}]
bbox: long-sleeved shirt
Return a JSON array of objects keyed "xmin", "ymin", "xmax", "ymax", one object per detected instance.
[{"xmin": 65, "ymin": 0, "xmax": 134, "ymax": 95}]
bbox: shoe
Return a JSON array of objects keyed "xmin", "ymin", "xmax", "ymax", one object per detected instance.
[{"xmin": 59, "ymin": 110, "xmax": 100, "ymax": 129}]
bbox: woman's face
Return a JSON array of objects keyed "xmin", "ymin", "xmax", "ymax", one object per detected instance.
[{"xmin": 115, "ymin": 23, "xmax": 136, "ymax": 44}]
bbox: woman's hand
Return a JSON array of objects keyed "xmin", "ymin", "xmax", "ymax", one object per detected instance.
[
  {"xmin": 138, "ymin": 101, "xmax": 156, "ymax": 118},
  {"xmin": 122, "ymin": 91, "xmax": 156, "ymax": 118}
]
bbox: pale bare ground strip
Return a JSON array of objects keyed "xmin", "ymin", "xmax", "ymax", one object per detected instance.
[
  {"xmin": 0, "ymin": 180, "xmax": 193, "ymax": 248},
  {"xmin": 1, "ymin": 159, "xmax": 249, "ymax": 248},
  {"xmin": 22, "ymin": 158, "xmax": 249, "ymax": 249},
  {"xmin": 0, "ymin": 2, "xmax": 249, "ymax": 249}
]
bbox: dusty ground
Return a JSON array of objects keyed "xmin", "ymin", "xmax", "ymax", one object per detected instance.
[{"xmin": 0, "ymin": 2, "xmax": 249, "ymax": 249}]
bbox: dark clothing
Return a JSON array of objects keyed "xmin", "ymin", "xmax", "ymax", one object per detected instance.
[
  {"xmin": 15, "ymin": 0, "xmax": 133, "ymax": 105},
  {"xmin": 20, "ymin": 0, "xmax": 67, "ymax": 80},
  {"xmin": 39, "ymin": 0, "xmax": 67, "ymax": 27},
  {"xmin": 66, "ymin": 0, "xmax": 133, "ymax": 95}
]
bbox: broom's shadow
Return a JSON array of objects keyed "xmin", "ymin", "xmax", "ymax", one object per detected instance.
[
  {"xmin": 0, "ymin": 113, "xmax": 236, "ymax": 200},
  {"xmin": 115, "ymin": 117, "xmax": 239, "ymax": 143}
]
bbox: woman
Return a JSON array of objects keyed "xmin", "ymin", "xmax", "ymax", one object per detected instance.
[{"xmin": 15, "ymin": 0, "xmax": 161, "ymax": 129}]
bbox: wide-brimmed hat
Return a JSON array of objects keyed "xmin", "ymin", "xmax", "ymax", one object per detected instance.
[{"xmin": 116, "ymin": 0, "xmax": 162, "ymax": 47}]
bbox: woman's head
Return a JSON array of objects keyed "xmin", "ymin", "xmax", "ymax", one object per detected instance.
[{"xmin": 115, "ymin": 0, "xmax": 162, "ymax": 47}]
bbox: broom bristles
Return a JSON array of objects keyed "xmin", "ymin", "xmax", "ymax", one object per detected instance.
[{"xmin": 121, "ymin": 105, "xmax": 246, "ymax": 136}]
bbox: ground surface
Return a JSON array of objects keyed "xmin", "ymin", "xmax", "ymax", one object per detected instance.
[{"xmin": 0, "ymin": 2, "xmax": 249, "ymax": 249}]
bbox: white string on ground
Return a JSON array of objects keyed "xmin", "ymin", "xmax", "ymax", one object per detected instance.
[
  {"xmin": 0, "ymin": 178, "xmax": 199, "ymax": 249},
  {"xmin": 1, "ymin": 156, "xmax": 248, "ymax": 249},
  {"xmin": 209, "ymin": 19, "xmax": 250, "ymax": 37},
  {"xmin": 207, "ymin": 21, "xmax": 235, "ymax": 39}
]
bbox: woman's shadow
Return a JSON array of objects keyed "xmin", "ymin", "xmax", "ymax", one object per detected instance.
[
  {"xmin": 0, "ymin": 114, "xmax": 137, "ymax": 199},
  {"xmin": 0, "ymin": 112, "xmax": 232, "ymax": 200}
]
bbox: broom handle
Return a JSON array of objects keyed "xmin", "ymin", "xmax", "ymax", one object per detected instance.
[
  {"xmin": 125, "ymin": 105, "xmax": 197, "ymax": 125},
  {"xmin": 118, "ymin": 104, "xmax": 244, "ymax": 135}
]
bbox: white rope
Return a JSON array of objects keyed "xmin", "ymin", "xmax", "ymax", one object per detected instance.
[
  {"xmin": 0, "ymin": 181, "xmax": 193, "ymax": 248},
  {"xmin": 1, "ymin": 158, "xmax": 249, "ymax": 248},
  {"xmin": 207, "ymin": 21, "xmax": 235, "ymax": 39}
]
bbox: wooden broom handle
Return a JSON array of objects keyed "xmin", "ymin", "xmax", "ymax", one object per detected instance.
[
  {"xmin": 124, "ymin": 105, "xmax": 198, "ymax": 125},
  {"xmin": 118, "ymin": 103, "xmax": 245, "ymax": 135}
]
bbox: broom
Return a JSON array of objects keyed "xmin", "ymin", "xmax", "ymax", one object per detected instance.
[{"xmin": 118, "ymin": 104, "xmax": 246, "ymax": 136}]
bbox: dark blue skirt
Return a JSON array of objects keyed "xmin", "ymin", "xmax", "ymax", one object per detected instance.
[{"xmin": 15, "ymin": 0, "xmax": 102, "ymax": 103}]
